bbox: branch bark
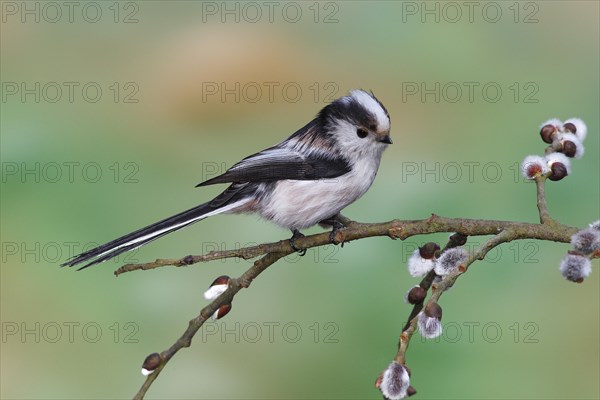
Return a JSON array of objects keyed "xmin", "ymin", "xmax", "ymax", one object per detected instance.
[
  {"xmin": 535, "ymin": 176, "xmax": 553, "ymax": 224},
  {"xmin": 126, "ymin": 213, "xmax": 579, "ymax": 399},
  {"xmin": 116, "ymin": 216, "xmax": 576, "ymax": 276}
]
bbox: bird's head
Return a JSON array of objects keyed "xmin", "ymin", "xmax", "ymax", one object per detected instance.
[{"xmin": 319, "ymin": 89, "xmax": 392, "ymax": 157}]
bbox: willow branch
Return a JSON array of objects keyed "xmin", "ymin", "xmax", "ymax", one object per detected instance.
[
  {"xmin": 115, "ymin": 216, "xmax": 577, "ymax": 277},
  {"xmin": 395, "ymin": 230, "xmax": 515, "ymax": 365},
  {"xmin": 393, "ymin": 170, "xmax": 581, "ymax": 370},
  {"xmin": 125, "ymin": 214, "xmax": 579, "ymax": 399},
  {"xmin": 399, "ymin": 233, "xmax": 466, "ymax": 334},
  {"xmin": 132, "ymin": 251, "xmax": 289, "ymax": 400}
]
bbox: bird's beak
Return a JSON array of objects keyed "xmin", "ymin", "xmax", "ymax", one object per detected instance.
[{"xmin": 379, "ymin": 134, "xmax": 393, "ymax": 144}]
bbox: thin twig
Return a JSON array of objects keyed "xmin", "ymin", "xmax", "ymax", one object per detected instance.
[
  {"xmin": 395, "ymin": 229, "xmax": 515, "ymax": 365},
  {"xmin": 535, "ymin": 176, "xmax": 553, "ymax": 224},
  {"xmin": 399, "ymin": 232, "xmax": 466, "ymax": 335},
  {"xmin": 132, "ymin": 251, "xmax": 289, "ymax": 400}
]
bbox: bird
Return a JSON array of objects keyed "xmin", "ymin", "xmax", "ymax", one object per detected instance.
[{"xmin": 62, "ymin": 89, "xmax": 392, "ymax": 270}]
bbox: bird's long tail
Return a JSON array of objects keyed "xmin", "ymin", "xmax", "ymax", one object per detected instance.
[{"xmin": 62, "ymin": 199, "xmax": 246, "ymax": 270}]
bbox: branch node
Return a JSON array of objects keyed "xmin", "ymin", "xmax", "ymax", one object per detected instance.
[
  {"xmin": 331, "ymin": 230, "xmax": 345, "ymax": 245},
  {"xmin": 400, "ymin": 331, "xmax": 409, "ymax": 343},
  {"xmin": 239, "ymin": 277, "xmax": 252, "ymax": 288},
  {"xmin": 182, "ymin": 255, "xmax": 195, "ymax": 265},
  {"xmin": 388, "ymin": 226, "xmax": 403, "ymax": 239}
]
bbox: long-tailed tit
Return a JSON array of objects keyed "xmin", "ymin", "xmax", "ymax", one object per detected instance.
[{"xmin": 63, "ymin": 89, "xmax": 392, "ymax": 270}]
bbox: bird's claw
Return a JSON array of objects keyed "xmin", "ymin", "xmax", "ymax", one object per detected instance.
[
  {"xmin": 329, "ymin": 221, "xmax": 345, "ymax": 246},
  {"xmin": 289, "ymin": 229, "xmax": 306, "ymax": 256}
]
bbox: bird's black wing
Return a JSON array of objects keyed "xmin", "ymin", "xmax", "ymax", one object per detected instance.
[{"xmin": 196, "ymin": 147, "xmax": 351, "ymax": 187}]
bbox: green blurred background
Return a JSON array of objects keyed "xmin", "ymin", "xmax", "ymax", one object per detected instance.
[{"xmin": 1, "ymin": 1, "xmax": 598, "ymax": 399}]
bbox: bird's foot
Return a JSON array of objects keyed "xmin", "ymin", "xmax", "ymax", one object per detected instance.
[
  {"xmin": 329, "ymin": 220, "xmax": 345, "ymax": 246},
  {"xmin": 289, "ymin": 229, "xmax": 306, "ymax": 256},
  {"xmin": 320, "ymin": 215, "xmax": 346, "ymax": 246}
]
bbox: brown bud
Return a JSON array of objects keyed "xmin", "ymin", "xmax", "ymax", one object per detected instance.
[
  {"xmin": 210, "ymin": 275, "xmax": 230, "ymax": 287},
  {"xmin": 214, "ymin": 304, "xmax": 232, "ymax": 320},
  {"xmin": 449, "ymin": 232, "xmax": 468, "ymax": 246},
  {"xmin": 549, "ymin": 162, "xmax": 568, "ymax": 181},
  {"xmin": 182, "ymin": 255, "xmax": 195, "ymax": 265},
  {"xmin": 563, "ymin": 122, "xmax": 577, "ymax": 133},
  {"xmin": 419, "ymin": 242, "xmax": 440, "ymax": 259},
  {"xmin": 142, "ymin": 352, "xmax": 161, "ymax": 372},
  {"xmin": 423, "ymin": 302, "xmax": 442, "ymax": 321},
  {"xmin": 406, "ymin": 286, "xmax": 427, "ymax": 305},
  {"xmin": 561, "ymin": 140, "xmax": 577, "ymax": 158},
  {"xmin": 374, "ymin": 372, "xmax": 383, "ymax": 389},
  {"xmin": 526, "ymin": 163, "xmax": 543, "ymax": 177},
  {"xmin": 406, "ymin": 386, "xmax": 417, "ymax": 397},
  {"xmin": 540, "ymin": 124, "xmax": 557, "ymax": 143}
]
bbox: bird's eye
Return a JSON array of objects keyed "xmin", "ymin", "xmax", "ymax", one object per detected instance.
[{"xmin": 356, "ymin": 128, "xmax": 368, "ymax": 138}]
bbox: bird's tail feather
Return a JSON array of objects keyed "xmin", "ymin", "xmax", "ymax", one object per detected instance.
[{"xmin": 62, "ymin": 200, "xmax": 243, "ymax": 270}]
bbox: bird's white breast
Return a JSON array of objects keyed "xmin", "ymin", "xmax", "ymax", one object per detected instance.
[{"xmin": 257, "ymin": 155, "xmax": 381, "ymax": 230}]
